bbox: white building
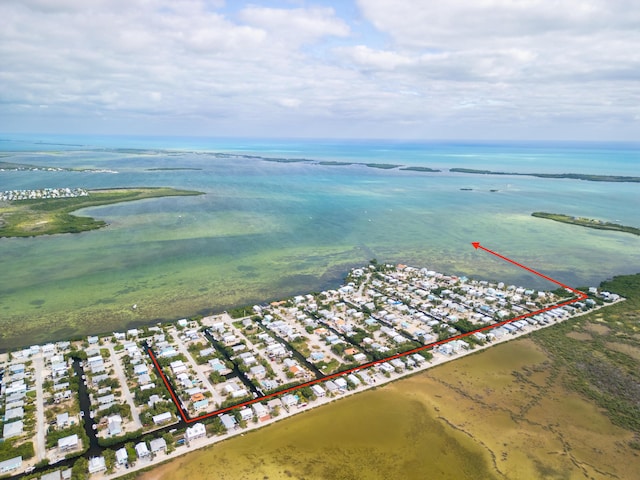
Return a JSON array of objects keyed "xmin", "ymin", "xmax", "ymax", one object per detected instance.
[
  {"xmin": 152, "ymin": 412, "xmax": 173, "ymax": 425},
  {"xmin": 135, "ymin": 442, "xmax": 150, "ymax": 458},
  {"xmin": 185, "ymin": 423, "xmax": 206, "ymax": 442},
  {"xmin": 58, "ymin": 434, "xmax": 79, "ymax": 451},
  {"xmin": 108, "ymin": 414, "xmax": 122, "ymax": 436},
  {"xmin": 116, "ymin": 447, "xmax": 128, "ymax": 465},
  {"xmin": 149, "ymin": 437, "xmax": 167, "ymax": 454},
  {"xmin": 2, "ymin": 421, "xmax": 24, "ymax": 439},
  {"xmin": 311, "ymin": 384, "xmax": 325, "ymax": 398},
  {"xmin": 239, "ymin": 407, "xmax": 253, "ymax": 422},
  {"xmin": 0, "ymin": 457, "xmax": 21, "ymax": 474},
  {"xmin": 88, "ymin": 456, "xmax": 106, "ymax": 474}
]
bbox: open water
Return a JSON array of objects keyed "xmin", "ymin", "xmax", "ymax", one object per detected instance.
[{"xmin": 0, "ymin": 135, "xmax": 638, "ymax": 349}]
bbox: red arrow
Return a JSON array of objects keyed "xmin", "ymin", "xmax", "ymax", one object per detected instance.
[
  {"xmin": 144, "ymin": 244, "xmax": 590, "ymax": 425},
  {"xmin": 472, "ymin": 242, "xmax": 586, "ymax": 298}
]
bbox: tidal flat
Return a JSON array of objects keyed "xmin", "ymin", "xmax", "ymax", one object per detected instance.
[
  {"xmin": 140, "ymin": 379, "xmax": 499, "ymax": 480},
  {"xmin": 140, "ymin": 339, "xmax": 639, "ymax": 480}
]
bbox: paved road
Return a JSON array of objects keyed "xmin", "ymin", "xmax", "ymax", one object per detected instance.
[
  {"xmin": 174, "ymin": 337, "xmax": 224, "ymax": 406},
  {"xmin": 106, "ymin": 342, "xmax": 142, "ymax": 430},
  {"xmin": 32, "ymin": 353, "xmax": 46, "ymax": 461}
]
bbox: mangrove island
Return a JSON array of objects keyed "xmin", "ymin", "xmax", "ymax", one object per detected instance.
[
  {"xmin": 532, "ymin": 212, "xmax": 640, "ymax": 236},
  {"xmin": 450, "ymin": 168, "xmax": 640, "ymax": 183},
  {"xmin": 0, "ymin": 187, "xmax": 203, "ymax": 237}
]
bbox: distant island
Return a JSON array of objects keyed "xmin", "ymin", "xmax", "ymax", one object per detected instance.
[
  {"xmin": 532, "ymin": 212, "xmax": 640, "ymax": 236},
  {"xmin": 146, "ymin": 167, "xmax": 203, "ymax": 171},
  {"xmin": 317, "ymin": 161, "xmax": 353, "ymax": 166},
  {"xmin": 365, "ymin": 163, "xmax": 399, "ymax": 169},
  {"xmin": 0, "ymin": 160, "xmax": 116, "ymax": 173},
  {"xmin": 0, "ymin": 187, "xmax": 203, "ymax": 237},
  {"xmin": 0, "ymin": 160, "xmax": 69, "ymax": 172},
  {"xmin": 459, "ymin": 188, "xmax": 499, "ymax": 192},
  {"xmin": 400, "ymin": 166, "xmax": 441, "ymax": 172},
  {"xmin": 317, "ymin": 161, "xmax": 401, "ymax": 169},
  {"xmin": 450, "ymin": 168, "xmax": 640, "ymax": 183},
  {"xmin": 261, "ymin": 157, "xmax": 309, "ymax": 163}
]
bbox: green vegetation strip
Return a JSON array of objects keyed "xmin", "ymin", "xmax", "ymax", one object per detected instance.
[
  {"xmin": 400, "ymin": 166, "xmax": 441, "ymax": 172},
  {"xmin": 449, "ymin": 168, "xmax": 640, "ymax": 183},
  {"xmin": 365, "ymin": 163, "xmax": 400, "ymax": 169},
  {"xmin": 146, "ymin": 167, "xmax": 203, "ymax": 171},
  {"xmin": 316, "ymin": 161, "xmax": 403, "ymax": 169},
  {"xmin": 261, "ymin": 158, "xmax": 309, "ymax": 163},
  {"xmin": 532, "ymin": 212, "xmax": 640, "ymax": 236},
  {"xmin": 0, "ymin": 187, "xmax": 203, "ymax": 237},
  {"xmin": 0, "ymin": 160, "xmax": 69, "ymax": 171},
  {"xmin": 317, "ymin": 161, "xmax": 353, "ymax": 166}
]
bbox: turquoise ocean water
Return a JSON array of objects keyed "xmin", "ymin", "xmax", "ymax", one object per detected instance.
[{"xmin": 0, "ymin": 135, "xmax": 638, "ymax": 349}]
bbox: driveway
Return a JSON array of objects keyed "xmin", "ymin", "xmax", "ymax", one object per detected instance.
[
  {"xmin": 106, "ymin": 342, "xmax": 142, "ymax": 430},
  {"xmin": 32, "ymin": 353, "xmax": 46, "ymax": 461}
]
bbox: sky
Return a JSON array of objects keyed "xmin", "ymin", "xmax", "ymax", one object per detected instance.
[{"xmin": 1, "ymin": 0, "xmax": 639, "ymax": 140}]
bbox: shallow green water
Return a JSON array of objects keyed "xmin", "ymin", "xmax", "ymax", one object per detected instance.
[{"xmin": 0, "ymin": 142, "xmax": 638, "ymax": 350}]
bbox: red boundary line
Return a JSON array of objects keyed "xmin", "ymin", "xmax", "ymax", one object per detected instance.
[{"xmin": 147, "ymin": 242, "xmax": 588, "ymax": 424}]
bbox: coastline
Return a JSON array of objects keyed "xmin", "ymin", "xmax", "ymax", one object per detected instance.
[
  {"xmin": 1, "ymin": 141, "xmax": 639, "ymax": 353},
  {"xmin": 103, "ymin": 300, "xmax": 621, "ymax": 480},
  {"xmin": 0, "ymin": 187, "xmax": 203, "ymax": 238},
  {"xmin": 0, "ymin": 258, "xmax": 624, "ymax": 478}
]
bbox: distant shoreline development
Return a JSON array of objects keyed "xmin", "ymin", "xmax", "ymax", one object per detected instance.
[{"xmin": 0, "ymin": 247, "xmax": 623, "ymax": 479}]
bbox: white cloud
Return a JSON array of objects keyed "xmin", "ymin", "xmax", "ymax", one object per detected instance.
[
  {"xmin": 277, "ymin": 97, "xmax": 302, "ymax": 108},
  {"xmin": 336, "ymin": 45, "xmax": 415, "ymax": 70},
  {"xmin": 0, "ymin": 0, "xmax": 638, "ymax": 139},
  {"xmin": 356, "ymin": 0, "xmax": 640, "ymax": 46},
  {"xmin": 354, "ymin": 0, "xmax": 640, "ymax": 83},
  {"xmin": 239, "ymin": 6, "xmax": 350, "ymax": 45}
]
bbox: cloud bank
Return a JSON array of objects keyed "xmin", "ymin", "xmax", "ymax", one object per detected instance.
[{"xmin": 1, "ymin": 0, "xmax": 638, "ymax": 140}]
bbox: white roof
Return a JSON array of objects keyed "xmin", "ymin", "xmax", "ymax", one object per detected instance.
[
  {"xmin": 2, "ymin": 420, "xmax": 24, "ymax": 439},
  {"xmin": 88, "ymin": 456, "xmax": 106, "ymax": 473},
  {"xmin": 252, "ymin": 403, "xmax": 268, "ymax": 415},
  {"xmin": 334, "ymin": 377, "xmax": 348, "ymax": 388},
  {"xmin": 186, "ymin": 422, "xmax": 206, "ymax": 440},
  {"xmin": 116, "ymin": 448, "xmax": 128, "ymax": 463},
  {"xmin": 51, "ymin": 361, "xmax": 67, "ymax": 372},
  {"xmin": 153, "ymin": 412, "xmax": 172, "ymax": 424},
  {"xmin": 58, "ymin": 434, "xmax": 78, "ymax": 449},
  {"xmin": 0, "ymin": 456, "xmax": 21, "ymax": 473},
  {"xmin": 281, "ymin": 394, "xmax": 298, "ymax": 406},
  {"xmin": 239, "ymin": 407, "xmax": 253, "ymax": 420},
  {"xmin": 220, "ymin": 414, "xmax": 236, "ymax": 430},
  {"xmin": 39, "ymin": 471, "xmax": 61, "ymax": 480},
  {"xmin": 0, "ymin": 457, "xmax": 22, "ymax": 472},
  {"xmin": 135, "ymin": 442, "xmax": 150, "ymax": 457},
  {"xmin": 134, "ymin": 364, "xmax": 148, "ymax": 374},
  {"xmin": 97, "ymin": 394, "xmax": 115, "ymax": 404},
  {"xmin": 108, "ymin": 414, "xmax": 123, "ymax": 424},
  {"xmin": 150, "ymin": 437, "xmax": 167, "ymax": 452},
  {"xmin": 4, "ymin": 407, "xmax": 24, "ymax": 421}
]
